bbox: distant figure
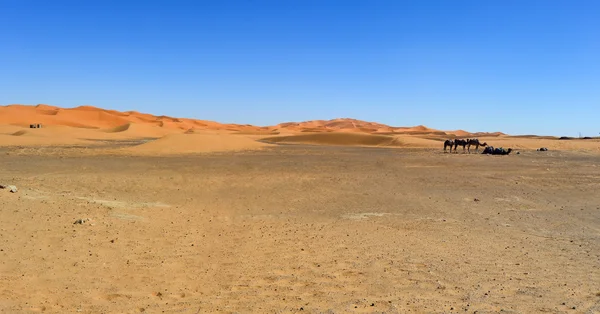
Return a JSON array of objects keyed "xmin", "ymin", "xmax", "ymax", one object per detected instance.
[
  {"xmin": 453, "ymin": 139, "xmax": 468, "ymax": 152},
  {"xmin": 467, "ymin": 138, "xmax": 487, "ymax": 153},
  {"xmin": 443, "ymin": 139, "xmax": 454, "ymax": 152},
  {"xmin": 537, "ymin": 147, "xmax": 548, "ymax": 151}
]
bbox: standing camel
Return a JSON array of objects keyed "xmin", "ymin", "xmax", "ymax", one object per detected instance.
[
  {"xmin": 443, "ymin": 139, "xmax": 454, "ymax": 152},
  {"xmin": 467, "ymin": 138, "xmax": 487, "ymax": 153},
  {"xmin": 453, "ymin": 139, "xmax": 468, "ymax": 152}
]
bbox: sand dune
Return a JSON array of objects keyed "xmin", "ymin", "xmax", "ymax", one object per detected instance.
[
  {"xmin": 263, "ymin": 132, "xmax": 443, "ymax": 148},
  {"xmin": 104, "ymin": 123, "xmax": 178, "ymax": 138},
  {"xmin": 124, "ymin": 133, "xmax": 269, "ymax": 155},
  {"xmin": 53, "ymin": 109, "xmax": 131, "ymax": 128},
  {"xmin": 0, "ymin": 125, "xmax": 27, "ymax": 135},
  {"xmin": 0, "ymin": 125, "xmax": 116, "ymax": 144},
  {"xmin": 11, "ymin": 130, "xmax": 29, "ymax": 136},
  {"xmin": 273, "ymin": 118, "xmax": 450, "ymax": 135},
  {"xmin": 234, "ymin": 130, "xmax": 281, "ymax": 135},
  {"xmin": 0, "ymin": 104, "xmax": 506, "ymax": 139},
  {"xmin": 0, "ymin": 129, "xmax": 91, "ymax": 146},
  {"xmin": 0, "ymin": 123, "xmax": 180, "ymax": 147},
  {"xmin": 1, "ymin": 104, "xmax": 596, "ymax": 152},
  {"xmin": 393, "ymin": 135, "xmax": 442, "ymax": 148},
  {"xmin": 262, "ymin": 132, "xmax": 402, "ymax": 147},
  {"xmin": 104, "ymin": 124, "xmax": 133, "ymax": 133}
]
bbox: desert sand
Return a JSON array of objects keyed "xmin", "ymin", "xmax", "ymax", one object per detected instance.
[{"xmin": 1, "ymin": 105, "xmax": 599, "ymax": 313}]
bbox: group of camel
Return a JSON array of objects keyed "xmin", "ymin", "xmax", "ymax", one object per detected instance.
[
  {"xmin": 443, "ymin": 138, "xmax": 487, "ymax": 153},
  {"xmin": 443, "ymin": 138, "xmax": 513, "ymax": 155}
]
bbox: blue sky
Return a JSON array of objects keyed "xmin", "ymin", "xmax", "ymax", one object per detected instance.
[{"xmin": 1, "ymin": 0, "xmax": 598, "ymax": 136}]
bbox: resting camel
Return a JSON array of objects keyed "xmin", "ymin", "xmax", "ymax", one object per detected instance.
[
  {"xmin": 453, "ymin": 139, "xmax": 468, "ymax": 152},
  {"xmin": 482, "ymin": 146, "xmax": 513, "ymax": 155},
  {"xmin": 467, "ymin": 138, "xmax": 487, "ymax": 153},
  {"xmin": 443, "ymin": 139, "xmax": 454, "ymax": 152}
]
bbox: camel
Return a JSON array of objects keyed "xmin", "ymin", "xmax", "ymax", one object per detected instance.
[
  {"xmin": 497, "ymin": 148, "xmax": 513, "ymax": 155},
  {"xmin": 482, "ymin": 146, "xmax": 513, "ymax": 155},
  {"xmin": 453, "ymin": 139, "xmax": 468, "ymax": 152},
  {"xmin": 467, "ymin": 138, "xmax": 487, "ymax": 153},
  {"xmin": 443, "ymin": 139, "xmax": 454, "ymax": 152}
]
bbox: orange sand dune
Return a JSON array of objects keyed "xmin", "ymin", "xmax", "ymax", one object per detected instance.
[
  {"xmin": 0, "ymin": 105, "xmax": 128, "ymax": 129},
  {"xmin": 275, "ymin": 118, "xmax": 396, "ymax": 133},
  {"xmin": 124, "ymin": 133, "xmax": 269, "ymax": 155},
  {"xmin": 0, "ymin": 122, "xmax": 179, "ymax": 147},
  {"xmin": 393, "ymin": 135, "xmax": 442, "ymax": 148},
  {"xmin": 0, "ymin": 125, "xmax": 92, "ymax": 146},
  {"xmin": 0, "ymin": 104, "xmax": 596, "ymax": 153},
  {"xmin": 0, "ymin": 105, "xmax": 503, "ymax": 152},
  {"xmin": 0, "ymin": 125, "xmax": 27, "ymax": 135},
  {"xmin": 263, "ymin": 132, "xmax": 442, "ymax": 148},
  {"xmin": 0, "ymin": 104, "xmax": 224, "ymax": 131},
  {"xmin": 234, "ymin": 130, "xmax": 281, "ymax": 135},
  {"xmin": 1, "ymin": 104, "xmax": 506, "ymax": 137},
  {"xmin": 3, "ymin": 125, "xmax": 104, "ymax": 140},
  {"xmin": 262, "ymin": 132, "xmax": 403, "ymax": 147},
  {"xmin": 103, "ymin": 123, "xmax": 179, "ymax": 138},
  {"xmin": 448, "ymin": 130, "xmax": 470, "ymax": 137}
]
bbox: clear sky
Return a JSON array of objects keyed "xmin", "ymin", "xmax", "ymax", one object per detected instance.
[{"xmin": 1, "ymin": 0, "xmax": 598, "ymax": 136}]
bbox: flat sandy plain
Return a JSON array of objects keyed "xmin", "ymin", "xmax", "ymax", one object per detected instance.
[{"xmin": 1, "ymin": 141, "xmax": 599, "ymax": 313}]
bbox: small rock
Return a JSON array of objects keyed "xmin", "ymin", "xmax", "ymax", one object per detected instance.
[
  {"xmin": 474, "ymin": 198, "xmax": 480, "ymax": 202},
  {"xmin": 0, "ymin": 185, "xmax": 17, "ymax": 193},
  {"xmin": 73, "ymin": 218, "xmax": 91, "ymax": 225}
]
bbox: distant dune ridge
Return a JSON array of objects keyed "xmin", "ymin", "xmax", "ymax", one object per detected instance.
[
  {"xmin": 263, "ymin": 133, "xmax": 403, "ymax": 147},
  {"xmin": 0, "ymin": 104, "xmax": 502, "ymax": 136},
  {"xmin": 0, "ymin": 104, "xmax": 597, "ymax": 153}
]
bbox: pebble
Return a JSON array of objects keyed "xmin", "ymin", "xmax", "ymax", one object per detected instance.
[
  {"xmin": 73, "ymin": 218, "xmax": 92, "ymax": 225},
  {"xmin": 0, "ymin": 185, "xmax": 18, "ymax": 193}
]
